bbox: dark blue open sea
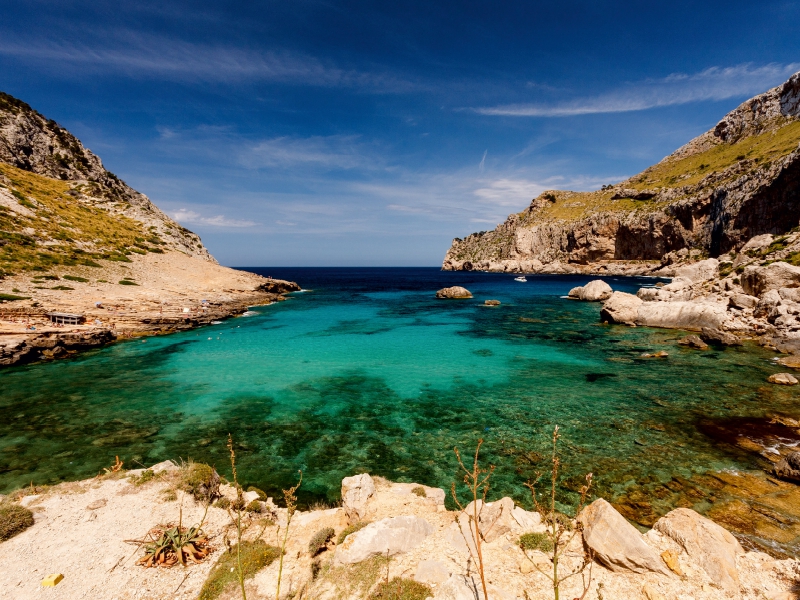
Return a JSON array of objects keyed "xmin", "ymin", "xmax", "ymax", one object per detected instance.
[{"xmin": 1, "ymin": 268, "xmax": 797, "ymax": 547}]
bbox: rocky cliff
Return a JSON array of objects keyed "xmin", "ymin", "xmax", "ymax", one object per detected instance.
[
  {"xmin": 443, "ymin": 71, "xmax": 800, "ymax": 275},
  {"xmin": 0, "ymin": 90, "xmax": 213, "ymax": 271}
]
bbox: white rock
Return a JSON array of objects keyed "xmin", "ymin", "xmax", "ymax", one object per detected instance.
[
  {"xmin": 674, "ymin": 259, "xmax": 719, "ymax": 283},
  {"xmin": 433, "ymin": 575, "xmax": 514, "ymax": 600},
  {"xmin": 333, "ymin": 515, "xmax": 433, "ymax": 564},
  {"xmin": 341, "ymin": 473, "xmax": 375, "ymax": 522},
  {"xmin": 653, "ymin": 508, "xmax": 744, "ymax": 594},
  {"xmin": 741, "ymin": 262, "xmax": 800, "ymax": 297},
  {"xmin": 578, "ymin": 499, "xmax": 670, "ymax": 575},
  {"xmin": 768, "ymin": 372, "xmax": 799, "ymax": 385},
  {"xmin": 580, "ymin": 280, "xmax": 613, "ymax": 301},
  {"xmin": 511, "ymin": 506, "xmax": 545, "ymax": 532},
  {"xmin": 636, "ymin": 301, "xmax": 728, "ymax": 331},
  {"xmin": 600, "ymin": 292, "xmax": 643, "ymax": 325},
  {"xmin": 149, "ymin": 460, "xmax": 178, "ymax": 473},
  {"xmin": 415, "ymin": 559, "xmax": 451, "ymax": 585}
]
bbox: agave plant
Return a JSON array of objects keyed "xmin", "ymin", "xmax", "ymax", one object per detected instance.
[{"xmin": 135, "ymin": 524, "xmax": 212, "ymax": 567}]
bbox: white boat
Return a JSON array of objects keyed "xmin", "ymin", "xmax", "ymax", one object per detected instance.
[{"xmin": 514, "ymin": 276, "xmax": 527, "ymax": 282}]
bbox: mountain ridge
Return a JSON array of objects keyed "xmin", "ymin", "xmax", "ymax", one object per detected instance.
[{"xmin": 443, "ymin": 72, "xmax": 800, "ymax": 275}]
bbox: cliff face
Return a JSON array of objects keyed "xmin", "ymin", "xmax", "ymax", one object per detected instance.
[
  {"xmin": 443, "ymin": 72, "xmax": 800, "ymax": 274},
  {"xmin": 0, "ymin": 91, "xmax": 213, "ymax": 265}
]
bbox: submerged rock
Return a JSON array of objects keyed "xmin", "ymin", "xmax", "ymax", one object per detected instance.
[
  {"xmin": 484, "ymin": 299, "xmax": 501, "ymax": 306},
  {"xmin": 768, "ymin": 372, "xmax": 798, "ymax": 385},
  {"xmin": 678, "ymin": 334, "xmax": 708, "ymax": 349},
  {"xmin": 577, "ymin": 499, "xmax": 670, "ymax": 575},
  {"xmin": 436, "ymin": 286, "xmax": 473, "ymax": 299},
  {"xmin": 700, "ymin": 327, "xmax": 741, "ymax": 346}
]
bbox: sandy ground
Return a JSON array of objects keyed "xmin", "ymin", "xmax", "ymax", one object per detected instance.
[{"xmin": 0, "ymin": 466, "xmax": 797, "ymax": 600}]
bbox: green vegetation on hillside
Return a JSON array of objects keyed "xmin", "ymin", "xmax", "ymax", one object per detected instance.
[{"xmin": 0, "ymin": 163, "xmax": 165, "ymax": 277}]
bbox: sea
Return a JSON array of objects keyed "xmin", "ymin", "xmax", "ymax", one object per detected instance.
[{"xmin": 1, "ymin": 267, "xmax": 797, "ymax": 524}]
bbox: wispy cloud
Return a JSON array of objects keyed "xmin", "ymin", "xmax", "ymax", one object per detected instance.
[
  {"xmin": 0, "ymin": 30, "xmax": 417, "ymax": 91},
  {"xmin": 474, "ymin": 63, "xmax": 800, "ymax": 117},
  {"xmin": 171, "ymin": 209, "xmax": 257, "ymax": 228},
  {"xmin": 241, "ymin": 135, "xmax": 379, "ymax": 170}
]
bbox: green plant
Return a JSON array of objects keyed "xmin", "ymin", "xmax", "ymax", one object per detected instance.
[
  {"xmin": 227, "ymin": 434, "xmax": 248, "ymax": 600},
  {"xmin": 245, "ymin": 500, "xmax": 263, "ymax": 513},
  {"xmin": 337, "ymin": 521, "xmax": 370, "ymax": 545},
  {"xmin": 129, "ymin": 469, "xmax": 156, "ymax": 486},
  {"xmin": 247, "ymin": 486, "xmax": 267, "ymax": 500},
  {"xmin": 119, "ymin": 279, "xmax": 139, "ymax": 285},
  {"xmin": 180, "ymin": 463, "xmax": 220, "ymax": 502},
  {"xmin": 368, "ymin": 577, "xmax": 433, "ymax": 600},
  {"xmin": 276, "ymin": 470, "xmax": 302, "ymax": 600},
  {"xmin": 451, "ymin": 439, "xmax": 494, "ymax": 600},
  {"xmin": 308, "ymin": 527, "xmax": 335, "ymax": 556},
  {"xmin": 519, "ymin": 531, "xmax": 554, "ymax": 553},
  {"xmin": 523, "ymin": 426, "xmax": 593, "ymax": 600},
  {"xmin": 0, "ymin": 293, "xmax": 29, "ymax": 302},
  {"xmin": 199, "ymin": 540, "xmax": 281, "ymax": 600},
  {"xmin": 214, "ymin": 497, "xmax": 231, "ymax": 510},
  {"xmin": 135, "ymin": 522, "xmax": 211, "ymax": 567},
  {"xmin": 411, "ymin": 486, "xmax": 426, "ymax": 497},
  {"xmin": 50, "ymin": 285, "xmax": 74, "ymax": 290},
  {"xmin": 0, "ymin": 503, "xmax": 34, "ymax": 541},
  {"xmin": 63, "ymin": 275, "xmax": 89, "ymax": 282}
]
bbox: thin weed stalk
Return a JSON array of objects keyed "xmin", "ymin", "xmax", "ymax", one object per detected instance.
[
  {"xmin": 227, "ymin": 434, "xmax": 247, "ymax": 600},
  {"xmin": 275, "ymin": 470, "xmax": 302, "ymax": 600},
  {"xmin": 451, "ymin": 439, "xmax": 495, "ymax": 600}
]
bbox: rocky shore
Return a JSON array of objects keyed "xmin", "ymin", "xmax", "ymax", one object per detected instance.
[
  {"xmin": 0, "ymin": 465, "xmax": 797, "ymax": 600},
  {"xmin": 0, "ymin": 250, "xmax": 300, "ymax": 367}
]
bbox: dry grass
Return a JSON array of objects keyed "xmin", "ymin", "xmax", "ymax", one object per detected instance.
[
  {"xmin": 367, "ymin": 577, "xmax": 433, "ymax": 600},
  {"xmin": 0, "ymin": 503, "xmax": 34, "ymax": 542},
  {"xmin": 198, "ymin": 540, "xmax": 281, "ymax": 600}
]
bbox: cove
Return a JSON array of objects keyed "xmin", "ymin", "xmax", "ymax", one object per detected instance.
[{"xmin": 1, "ymin": 267, "xmax": 798, "ymax": 552}]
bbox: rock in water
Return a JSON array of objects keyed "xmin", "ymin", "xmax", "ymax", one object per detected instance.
[
  {"xmin": 768, "ymin": 372, "xmax": 798, "ymax": 385},
  {"xmin": 678, "ymin": 335, "xmax": 708, "ymax": 349},
  {"xmin": 653, "ymin": 508, "xmax": 744, "ymax": 594},
  {"xmin": 577, "ymin": 499, "xmax": 670, "ymax": 575},
  {"xmin": 773, "ymin": 451, "xmax": 800, "ymax": 482},
  {"xmin": 637, "ymin": 302, "xmax": 728, "ymax": 331},
  {"xmin": 777, "ymin": 355, "xmax": 800, "ymax": 369},
  {"xmin": 600, "ymin": 292, "xmax": 643, "ymax": 325},
  {"xmin": 580, "ymin": 280, "xmax": 614, "ymax": 301},
  {"xmin": 484, "ymin": 299, "xmax": 501, "ymax": 306},
  {"xmin": 436, "ymin": 286, "xmax": 473, "ymax": 299},
  {"xmin": 341, "ymin": 473, "xmax": 375, "ymax": 522},
  {"xmin": 700, "ymin": 327, "xmax": 741, "ymax": 346},
  {"xmin": 333, "ymin": 515, "xmax": 434, "ymax": 564}
]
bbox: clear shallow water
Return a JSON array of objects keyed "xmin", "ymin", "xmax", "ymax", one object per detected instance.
[{"xmin": 1, "ymin": 268, "xmax": 797, "ymax": 517}]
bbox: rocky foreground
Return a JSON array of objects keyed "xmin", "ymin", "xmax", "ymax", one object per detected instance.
[{"xmin": 0, "ymin": 465, "xmax": 797, "ymax": 600}]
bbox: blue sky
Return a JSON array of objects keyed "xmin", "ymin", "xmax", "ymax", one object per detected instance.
[{"xmin": 1, "ymin": 1, "xmax": 799, "ymax": 266}]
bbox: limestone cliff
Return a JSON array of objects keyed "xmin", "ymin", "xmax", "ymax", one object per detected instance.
[
  {"xmin": 0, "ymin": 90, "xmax": 213, "ymax": 272},
  {"xmin": 443, "ymin": 71, "xmax": 800, "ymax": 275}
]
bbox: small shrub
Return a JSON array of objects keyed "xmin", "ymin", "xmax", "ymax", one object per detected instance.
[
  {"xmin": 119, "ymin": 280, "xmax": 139, "ymax": 286},
  {"xmin": 180, "ymin": 463, "xmax": 220, "ymax": 502},
  {"xmin": 245, "ymin": 499, "xmax": 262, "ymax": 513},
  {"xmin": 214, "ymin": 497, "xmax": 231, "ymax": 509},
  {"xmin": 246, "ymin": 486, "xmax": 267, "ymax": 500},
  {"xmin": 136, "ymin": 524, "xmax": 211, "ymax": 567},
  {"xmin": 0, "ymin": 293, "xmax": 29, "ymax": 302},
  {"xmin": 368, "ymin": 577, "xmax": 433, "ymax": 600},
  {"xmin": 519, "ymin": 531, "xmax": 554, "ymax": 553},
  {"xmin": 308, "ymin": 527, "xmax": 335, "ymax": 556},
  {"xmin": 199, "ymin": 540, "xmax": 281, "ymax": 600},
  {"xmin": 63, "ymin": 275, "xmax": 89, "ymax": 282},
  {"xmin": 337, "ymin": 521, "xmax": 370, "ymax": 545},
  {"xmin": 130, "ymin": 469, "xmax": 156, "ymax": 486},
  {"xmin": 0, "ymin": 503, "xmax": 35, "ymax": 541},
  {"xmin": 50, "ymin": 285, "xmax": 74, "ymax": 290},
  {"xmin": 411, "ymin": 486, "xmax": 426, "ymax": 498},
  {"xmin": 161, "ymin": 489, "xmax": 177, "ymax": 502}
]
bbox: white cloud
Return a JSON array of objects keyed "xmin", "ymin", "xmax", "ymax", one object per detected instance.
[
  {"xmin": 0, "ymin": 30, "xmax": 417, "ymax": 91},
  {"xmin": 472, "ymin": 178, "xmax": 547, "ymax": 206},
  {"xmin": 242, "ymin": 135, "xmax": 378, "ymax": 170},
  {"xmin": 475, "ymin": 63, "xmax": 800, "ymax": 117},
  {"xmin": 172, "ymin": 209, "xmax": 257, "ymax": 228}
]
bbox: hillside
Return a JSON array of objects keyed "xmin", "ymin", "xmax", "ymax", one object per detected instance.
[
  {"xmin": 0, "ymin": 91, "xmax": 298, "ymax": 366},
  {"xmin": 443, "ymin": 71, "xmax": 800, "ymax": 274}
]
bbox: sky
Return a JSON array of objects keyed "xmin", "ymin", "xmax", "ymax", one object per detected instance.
[{"xmin": 1, "ymin": 1, "xmax": 799, "ymax": 266}]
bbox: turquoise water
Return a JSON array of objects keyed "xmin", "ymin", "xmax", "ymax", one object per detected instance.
[{"xmin": 1, "ymin": 268, "xmax": 797, "ymax": 524}]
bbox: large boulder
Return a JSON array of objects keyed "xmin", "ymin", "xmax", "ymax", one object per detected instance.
[
  {"xmin": 769, "ymin": 372, "xmax": 799, "ymax": 385},
  {"xmin": 653, "ymin": 508, "xmax": 744, "ymax": 594},
  {"xmin": 460, "ymin": 497, "xmax": 516, "ymax": 542},
  {"xmin": 577, "ymin": 499, "xmax": 670, "ymax": 575},
  {"xmin": 436, "ymin": 286, "xmax": 473, "ymax": 299},
  {"xmin": 570, "ymin": 280, "xmax": 613, "ymax": 301},
  {"xmin": 674, "ymin": 258, "xmax": 719, "ymax": 283},
  {"xmin": 600, "ymin": 292, "xmax": 643, "ymax": 325},
  {"xmin": 729, "ymin": 293, "xmax": 758, "ymax": 309},
  {"xmin": 341, "ymin": 473, "xmax": 375, "ymax": 522},
  {"xmin": 741, "ymin": 262, "xmax": 800, "ymax": 297},
  {"xmin": 636, "ymin": 301, "xmax": 727, "ymax": 331},
  {"xmin": 773, "ymin": 451, "xmax": 800, "ymax": 482},
  {"xmin": 700, "ymin": 327, "xmax": 741, "ymax": 346},
  {"xmin": 333, "ymin": 515, "xmax": 434, "ymax": 564}
]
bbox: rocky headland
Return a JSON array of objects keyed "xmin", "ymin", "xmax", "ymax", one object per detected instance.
[
  {"xmin": 0, "ymin": 466, "xmax": 797, "ymax": 600},
  {"xmin": 0, "ymin": 91, "xmax": 299, "ymax": 367}
]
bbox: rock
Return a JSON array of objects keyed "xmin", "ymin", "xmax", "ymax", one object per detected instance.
[
  {"xmin": 460, "ymin": 497, "xmax": 516, "ymax": 543},
  {"xmin": 678, "ymin": 335, "xmax": 708, "ymax": 349},
  {"xmin": 755, "ymin": 289, "xmax": 783, "ymax": 317},
  {"xmin": 653, "ymin": 508, "xmax": 744, "ymax": 594},
  {"xmin": 778, "ymin": 287, "xmax": 800, "ymax": 303},
  {"xmin": 85, "ymin": 499, "xmax": 107, "ymax": 511},
  {"xmin": 341, "ymin": 473, "xmax": 375, "ymax": 522},
  {"xmin": 741, "ymin": 262, "xmax": 800, "ymax": 297},
  {"xmin": 577, "ymin": 499, "xmax": 670, "ymax": 575},
  {"xmin": 768, "ymin": 373, "xmax": 798, "ymax": 385},
  {"xmin": 511, "ymin": 506, "xmax": 544, "ymax": 532},
  {"xmin": 641, "ymin": 351, "xmax": 669, "ymax": 358},
  {"xmin": 700, "ymin": 327, "xmax": 741, "ymax": 346},
  {"xmin": 600, "ymin": 292, "xmax": 643, "ymax": 325},
  {"xmin": 674, "ymin": 258, "xmax": 719, "ymax": 283},
  {"xmin": 642, "ymin": 583, "xmax": 667, "ymax": 600},
  {"xmin": 334, "ymin": 515, "xmax": 434, "ymax": 564},
  {"xmin": 436, "ymin": 286, "xmax": 473, "ymax": 299},
  {"xmin": 433, "ymin": 575, "xmax": 514, "ymax": 600},
  {"xmin": 568, "ymin": 286, "xmax": 584, "ymax": 298},
  {"xmin": 660, "ymin": 549, "xmax": 684, "ymax": 577},
  {"xmin": 484, "ymin": 299, "xmax": 501, "ymax": 306},
  {"xmin": 579, "ymin": 280, "xmax": 613, "ymax": 301},
  {"xmin": 777, "ymin": 355, "xmax": 800, "ymax": 369},
  {"xmin": 729, "ymin": 293, "xmax": 758, "ymax": 309},
  {"xmin": 637, "ymin": 302, "xmax": 728, "ymax": 331},
  {"xmin": 773, "ymin": 452, "xmax": 800, "ymax": 482},
  {"xmin": 415, "ymin": 559, "xmax": 451, "ymax": 585},
  {"xmin": 149, "ymin": 460, "xmax": 178, "ymax": 473},
  {"xmin": 637, "ymin": 287, "xmax": 659, "ymax": 301},
  {"xmin": 740, "ymin": 234, "xmax": 775, "ymax": 255}
]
